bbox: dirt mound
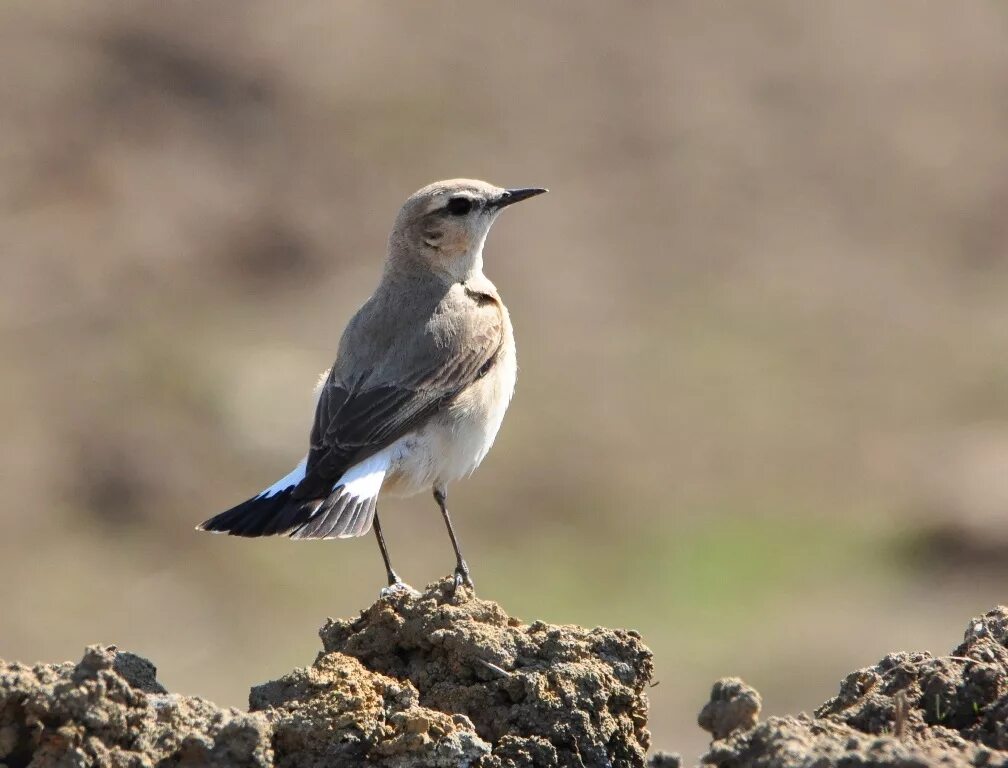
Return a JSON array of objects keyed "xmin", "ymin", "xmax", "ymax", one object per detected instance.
[
  {"xmin": 0, "ymin": 645, "xmax": 273, "ymax": 767},
  {"xmin": 0, "ymin": 579, "xmax": 654, "ymax": 767},
  {"xmin": 696, "ymin": 606, "xmax": 1008, "ymax": 768},
  {"xmin": 315, "ymin": 578, "xmax": 653, "ymax": 767},
  {"xmin": 13, "ymin": 584, "xmax": 1007, "ymax": 767}
]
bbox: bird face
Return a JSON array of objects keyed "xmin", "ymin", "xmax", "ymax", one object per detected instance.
[{"xmin": 391, "ymin": 179, "xmax": 547, "ymax": 280}]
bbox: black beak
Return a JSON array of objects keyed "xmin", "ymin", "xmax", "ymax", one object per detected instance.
[{"xmin": 492, "ymin": 187, "xmax": 548, "ymax": 209}]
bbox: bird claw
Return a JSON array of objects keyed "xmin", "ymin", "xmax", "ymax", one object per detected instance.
[
  {"xmin": 380, "ymin": 580, "xmax": 419, "ymax": 598},
  {"xmin": 452, "ymin": 561, "xmax": 474, "ymax": 595}
]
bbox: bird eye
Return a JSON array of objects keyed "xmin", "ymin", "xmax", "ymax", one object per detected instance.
[{"xmin": 446, "ymin": 197, "xmax": 473, "ymax": 216}]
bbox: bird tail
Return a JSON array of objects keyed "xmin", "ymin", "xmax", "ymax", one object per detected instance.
[
  {"xmin": 197, "ymin": 486, "xmax": 378, "ymax": 539},
  {"xmin": 197, "ymin": 485, "xmax": 312, "ymax": 537},
  {"xmin": 289, "ymin": 491, "xmax": 377, "ymax": 539},
  {"xmin": 196, "ymin": 457, "xmax": 381, "ymax": 540}
]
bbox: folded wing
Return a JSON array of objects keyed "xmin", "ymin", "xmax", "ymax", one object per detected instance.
[{"xmin": 198, "ymin": 289, "xmax": 505, "ymax": 539}]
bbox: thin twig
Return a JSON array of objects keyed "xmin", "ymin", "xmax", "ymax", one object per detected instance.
[
  {"xmin": 893, "ymin": 690, "xmax": 908, "ymax": 741},
  {"xmin": 475, "ymin": 657, "xmax": 512, "ymax": 679}
]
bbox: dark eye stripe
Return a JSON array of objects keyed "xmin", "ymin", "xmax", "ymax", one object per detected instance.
[{"xmin": 446, "ymin": 197, "xmax": 474, "ymax": 216}]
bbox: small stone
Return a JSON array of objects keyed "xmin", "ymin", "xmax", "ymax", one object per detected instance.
[
  {"xmin": 649, "ymin": 751, "xmax": 682, "ymax": 768},
  {"xmin": 698, "ymin": 677, "xmax": 762, "ymax": 740},
  {"xmin": 405, "ymin": 715, "xmax": 429, "ymax": 734}
]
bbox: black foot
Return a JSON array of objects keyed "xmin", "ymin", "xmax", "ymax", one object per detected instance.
[
  {"xmin": 380, "ymin": 574, "xmax": 419, "ymax": 598},
  {"xmin": 452, "ymin": 560, "xmax": 474, "ymax": 594}
]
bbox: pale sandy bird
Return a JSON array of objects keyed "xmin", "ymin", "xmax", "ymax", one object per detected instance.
[{"xmin": 198, "ymin": 179, "xmax": 546, "ymax": 592}]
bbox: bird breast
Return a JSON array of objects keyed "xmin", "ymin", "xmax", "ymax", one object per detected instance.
[
  {"xmin": 382, "ymin": 324, "xmax": 516, "ymax": 498},
  {"xmin": 445, "ymin": 333, "xmax": 517, "ymax": 475}
]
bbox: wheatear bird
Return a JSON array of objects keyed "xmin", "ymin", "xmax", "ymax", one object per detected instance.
[{"xmin": 198, "ymin": 179, "xmax": 546, "ymax": 592}]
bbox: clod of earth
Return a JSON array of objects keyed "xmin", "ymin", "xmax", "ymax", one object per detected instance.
[
  {"xmin": 8, "ymin": 581, "xmax": 1008, "ymax": 768},
  {"xmin": 696, "ymin": 678, "xmax": 761, "ymax": 741},
  {"xmin": 695, "ymin": 606, "xmax": 1008, "ymax": 768},
  {"xmin": 0, "ymin": 578, "xmax": 654, "ymax": 768}
]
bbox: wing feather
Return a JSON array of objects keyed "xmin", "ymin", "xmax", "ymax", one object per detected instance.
[{"xmin": 291, "ymin": 293, "xmax": 504, "ymax": 502}]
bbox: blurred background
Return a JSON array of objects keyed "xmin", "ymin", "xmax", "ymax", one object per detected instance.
[{"xmin": 3, "ymin": 1, "xmax": 1008, "ymax": 759}]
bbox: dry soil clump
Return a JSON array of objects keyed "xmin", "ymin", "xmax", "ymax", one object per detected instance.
[
  {"xmin": 0, "ymin": 578, "xmax": 654, "ymax": 767},
  {"xmin": 11, "ymin": 583, "xmax": 1007, "ymax": 767},
  {"xmin": 695, "ymin": 606, "xmax": 1008, "ymax": 768}
]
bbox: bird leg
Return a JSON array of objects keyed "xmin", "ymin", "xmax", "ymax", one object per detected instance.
[
  {"xmin": 433, "ymin": 486, "xmax": 473, "ymax": 592},
  {"xmin": 373, "ymin": 510, "xmax": 408, "ymax": 594}
]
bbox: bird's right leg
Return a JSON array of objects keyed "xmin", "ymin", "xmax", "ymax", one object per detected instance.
[
  {"xmin": 433, "ymin": 485, "xmax": 473, "ymax": 593},
  {"xmin": 374, "ymin": 510, "xmax": 414, "ymax": 595}
]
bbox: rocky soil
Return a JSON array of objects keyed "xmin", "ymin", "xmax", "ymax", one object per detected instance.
[
  {"xmin": 5, "ymin": 584, "xmax": 1008, "ymax": 768},
  {"xmin": 0, "ymin": 579, "xmax": 653, "ymax": 767},
  {"xmin": 686, "ymin": 606, "xmax": 1008, "ymax": 768}
]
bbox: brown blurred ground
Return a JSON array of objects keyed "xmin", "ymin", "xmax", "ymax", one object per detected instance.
[{"xmin": 2, "ymin": 1, "xmax": 1008, "ymax": 760}]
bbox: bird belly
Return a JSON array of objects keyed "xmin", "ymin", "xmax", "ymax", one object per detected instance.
[
  {"xmin": 382, "ymin": 346, "xmax": 516, "ymax": 497},
  {"xmin": 380, "ymin": 434, "xmax": 439, "ymax": 498}
]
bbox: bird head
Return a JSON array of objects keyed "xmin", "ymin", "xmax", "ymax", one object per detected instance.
[{"xmin": 388, "ymin": 179, "xmax": 547, "ymax": 281}]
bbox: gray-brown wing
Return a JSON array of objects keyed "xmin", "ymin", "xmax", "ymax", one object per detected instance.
[{"xmin": 291, "ymin": 306, "xmax": 503, "ymax": 501}]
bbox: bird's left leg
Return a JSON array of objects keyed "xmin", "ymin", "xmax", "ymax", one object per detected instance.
[
  {"xmin": 374, "ymin": 509, "xmax": 416, "ymax": 597},
  {"xmin": 433, "ymin": 484, "xmax": 473, "ymax": 593}
]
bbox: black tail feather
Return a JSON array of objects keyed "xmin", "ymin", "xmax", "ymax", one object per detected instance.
[
  {"xmin": 198, "ymin": 486, "xmax": 375, "ymax": 540},
  {"xmin": 289, "ymin": 493, "xmax": 346, "ymax": 539},
  {"xmin": 290, "ymin": 489, "xmax": 375, "ymax": 540},
  {"xmin": 198, "ymin": 488, "xmax": 316, "ymax": 537}
]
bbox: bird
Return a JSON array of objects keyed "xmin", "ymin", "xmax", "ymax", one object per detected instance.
[{"xmin": 198, "ymin": 179, "xmax": 547, "ymax": 593}]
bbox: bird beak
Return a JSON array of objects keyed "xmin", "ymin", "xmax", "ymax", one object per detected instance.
[{"xmin": 492, "ymin": 187, "xmax": 548, "ymax": 209}]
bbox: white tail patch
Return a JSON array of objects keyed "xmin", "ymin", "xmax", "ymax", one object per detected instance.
[
  {"xmin": 314, "ymin": 368, "xmax": 331, "ymax": 398},
  {"xmin": 286, "ymin": 449, "xmax": 391, "ymax": 539},
  {"xmin": 257, "ymin": 456, "xmax": 307, "ymax": 499},
  {"xmin": 334, "ymin": 448, "xmax": 390, "ymax": 502}
]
